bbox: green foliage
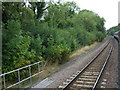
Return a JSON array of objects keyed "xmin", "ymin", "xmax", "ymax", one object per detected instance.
[
  {"xmin": 2, "ymin": 20, "xmax": 36, "ymax": 72},
  {"xmin": 2, "ymin": 1, "xmax": 106, "ymax": 82},
  {"xmin": 95, "ymin": 31, "xmax": 106, "ymax": 42},
  {"xmin": 30, "ymin": 2, "xmax": 47, "ymax": 19},
  {"xmin": 45, "ymin": 1, "xmax": 79, "ymax": 28},
  {"xmin": 4, "ymin": 20, "xmax": 22, "ymax": 41},
  {"xmin": 107, "ymin": 24, "xmax": 120, "ymax": 35},
  {"xmin": 2, "ymin": 2, "xmax": 24, "ymax": 23},
  {"xmin": 30, "ymin": 35, "xmax": 43, "ymax": 56}
]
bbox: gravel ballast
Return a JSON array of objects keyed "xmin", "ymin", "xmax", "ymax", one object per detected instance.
[
  {"xmin": 118, "ymin": 39, "xmax": 120, "ymax": 88},
  {"xmin": 96, "ymin": 37, "xmax": 118, "ymax": 88},
  {"xmin": 45, "ymin": 38, "xmax": 110, "ymax": 88},
  {"xmin": 32, "ymin": 37, "xmax": 117, "ymax": 88}
]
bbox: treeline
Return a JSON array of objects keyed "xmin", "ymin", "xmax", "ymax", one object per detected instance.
[
  {"xmin": 2, "ymin": 1, "xmax": 106, "ymax": 77},
  {"xmin": 107, "ymin": 23, "xmax": 120, "ymax": 35}
]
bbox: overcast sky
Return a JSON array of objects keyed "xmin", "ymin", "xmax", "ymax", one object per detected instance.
[{"xmin": 46, "ymin": 0, "xmax": 119, "ymax": 29}]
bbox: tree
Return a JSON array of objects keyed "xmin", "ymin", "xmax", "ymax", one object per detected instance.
[
  {"xmin": 2, "ymin": 1, "xmax": 106, "ymax": 83},
  {"xmin": 30, "ymin": 1, "xmax": 48, "ymax": 19},
  {"xmin": 45, "ymin": 1, "xmax": 79, "ymax": 28},
  {"xmin": 2, "ymin": 2, "xmax": 24, "ymax": 23}
]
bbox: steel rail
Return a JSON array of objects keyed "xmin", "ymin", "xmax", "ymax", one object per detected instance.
[
  {"xmin": 62, "ymin": 41, "xmax": 110, "ymax": 90},
  {"xmin": 92, "ymin": 46, "xmax": 113, "ymax": 90}
]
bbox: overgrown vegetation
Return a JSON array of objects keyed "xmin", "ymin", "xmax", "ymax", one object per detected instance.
[
  {"xmin": 107, "ymin": 23, "xmax": 120, "ymax": 35},
  {"xmin": 2, "ymin": 1, "xmax": 106, "ymax": 81}
]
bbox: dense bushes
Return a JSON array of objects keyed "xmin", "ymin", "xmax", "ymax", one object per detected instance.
[
  {"xmin": 107, "ymin": 24, "xmax": 120, "ymax": 35},
  {"xmin": 2, "ymin": 1, "xmax": 106, "ymax": 80}
]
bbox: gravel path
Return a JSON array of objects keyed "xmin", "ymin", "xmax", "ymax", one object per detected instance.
[{"xmin": 44, "ymin": 38, "xmax": 110, "ymax": 88}]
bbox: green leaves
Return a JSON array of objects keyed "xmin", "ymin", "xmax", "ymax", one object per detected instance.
[
  {"xmin": 2, "ymin": 1, "xmax": 106, "ymax": 82},
  {"xmin": 5, "ymin": 20, "xmax": 22, "ymax": 40},
  {"xmin": 107, "ymin": 24, "xmax": 120, "ymax": 35},
  {"xmin": 45, "ymin": 1, "xmax": 79, "ymax": 28}
]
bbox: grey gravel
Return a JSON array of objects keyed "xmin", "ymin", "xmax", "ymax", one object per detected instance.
[
  {"xmin": 32, "ymin": 78, "xmax": 53, "ymax": 88},
  {"xmin": 97, "ymin": 37, "xmax": 119, "ymax": 88},
  {"xmin": 45, "ymin": 38, "xmax": 109, "ymax": 88},
  {"xmin": 31, "ymin": 38, "xmax": 110, "ymax": 88},
  {"xmin": 118, "ymin": 39, "xmax": 120, "ymax": 88}
]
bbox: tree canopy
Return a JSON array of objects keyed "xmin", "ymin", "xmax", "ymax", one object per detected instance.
[
  {"xmin": 107, "ymin": 24, "xmax": 120, "ymax": 35},
  {"xmin": 2, "ymin": 1, "xmax": 106, "ymax": 81}
]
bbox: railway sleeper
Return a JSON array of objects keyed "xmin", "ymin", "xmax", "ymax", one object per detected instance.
[
  {"xmin": 76, "ymin": 80, "xmax": 95, "ymax": 85},
  {"xmin": 70, "ymin": 86, "xmax": 92, "ymax": 89},
  {"xmin": 58, "ymin": 85, "xmax": 66, "ymax": 88},
  {"xmin": 83, "ymin": 72, "xmax": 99, "ymax": 76},
  {"xmin": 66, "ymin": 79, "xmax": 72, "ymax": 82},
  {"xmin": 63, "ymin": 82, "xmax": 69, "ymax": 85},
  {"xmin": 80, "ymin": 75, "xmax": 98, "ymax": 79},
  {"xmin": 78, "ymin": 77, "xmax": 96, "ymax": 81},
  {"xmin": 88, "ymin": 68, "xmax": 97, "ymax": 70},
  {"xmin": 72, "ymin": 83, "xmax": 93, "ymax": 88},
  {"xmin": 84, "ymin": 71, "xmax": 99, "ymax": 75},
  {"xmin": 69, "ymin": 76, "xmax": 76, "ymax": 79},
  {"xmin": 72, "ymin": 74, "xmax": 78, "ymax": 77}
]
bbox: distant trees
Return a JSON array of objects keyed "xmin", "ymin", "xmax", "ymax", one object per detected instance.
[
  {"xmin": 2, "ymin": 1, "xmax": 106, "ymax": 81},
  {"xmin": 107, "ymin": 24, "xmax": 120, "ymax": 35}
]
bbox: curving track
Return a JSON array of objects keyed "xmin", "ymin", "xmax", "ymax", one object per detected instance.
[{"xmin": 58, "ymin": 38, "xmax": 114, "ymax": 89}]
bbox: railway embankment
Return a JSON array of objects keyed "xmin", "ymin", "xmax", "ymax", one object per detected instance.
[
  {"xmin": 31, "ymin": 37, "xmax": 119, "ymax": 89},
  {"xmin": 32, "ymin": 37, "xmax": 111, "ymax": 88}
]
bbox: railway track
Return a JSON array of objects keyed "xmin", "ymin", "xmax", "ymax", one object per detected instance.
[{"xmin": 58, "ymin": 39, "xmax": 113, "ymax": 89}]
